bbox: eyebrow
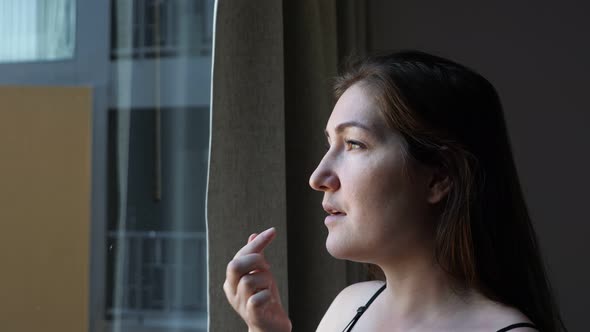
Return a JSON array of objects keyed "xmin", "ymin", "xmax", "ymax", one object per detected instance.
[{"xmin": 324, "ymin": 121, "xmax": 374, "ymax": 138}]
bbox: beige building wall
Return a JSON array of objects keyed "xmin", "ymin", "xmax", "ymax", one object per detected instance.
[{"xmin": 0, "ymin": 86, "xmax": 92, "ymax": 331}]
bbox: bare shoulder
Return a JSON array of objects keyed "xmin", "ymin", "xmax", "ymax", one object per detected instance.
[
  {"xmin": 461, "ymin": 295, "xmax": 536, "ymax": 331},
  {"xmin": 316, "ymin": 280, "xmax": 385, "ymax": 332}
]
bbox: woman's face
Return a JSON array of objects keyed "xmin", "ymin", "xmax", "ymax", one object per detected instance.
[{"xmin": 309, "ymin": 83, "xmax": 436, "ymax": 264}]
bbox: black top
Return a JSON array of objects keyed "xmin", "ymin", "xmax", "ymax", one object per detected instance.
[{"xmin": 342, "ymin": 284, "xmax": 538, "ymax": 332}]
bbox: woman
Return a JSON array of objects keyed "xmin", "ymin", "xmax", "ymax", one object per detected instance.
[{"xmin": 223, "ymin": 51, "xmax": 566, "ymax": 331}]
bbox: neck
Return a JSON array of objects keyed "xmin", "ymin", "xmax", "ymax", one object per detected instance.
[{"xmin": 374, "ymin": 247, "xmax": 474, "ymax": 327}]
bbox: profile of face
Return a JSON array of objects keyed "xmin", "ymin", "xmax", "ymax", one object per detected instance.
[{"xmin": 309, "ymin": 83, "xmax": 449, "ymax": 265}]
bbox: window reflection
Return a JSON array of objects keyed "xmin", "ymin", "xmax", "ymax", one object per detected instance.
[
  {"xmin": 0, "ymin": 0, "xmax": 75, "ymax": 63},
  {"xmin": 111, "ymin": 0, "xmax": 213, "ymax": 59},
  {"xmin": 107, "ymin": 1, "xmax": 213, "ymax": 331},
  {"xmin": 0, "ymin": 0, "xmax": 212, "ymax": 330},
  {"xmin": 106, "ymin": 108, "xmax": 209, "ymax": 331}
]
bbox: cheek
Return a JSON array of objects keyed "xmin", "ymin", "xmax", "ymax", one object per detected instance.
[
  {"xmin": 351, "ymin": 157, "xmax": 406, "ymax": 208},
  {"xmin": 348, "ymin": 155, "xmax": 425, "ymax": 230}
]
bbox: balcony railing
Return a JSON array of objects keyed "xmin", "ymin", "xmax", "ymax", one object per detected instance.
[
  {"xmin": 110, "ymin": 0, "xmax": 214, "ymax": 59},
  {"xmin": 106, "ymin": 230, "xmax": 206, "ymax": 330}
]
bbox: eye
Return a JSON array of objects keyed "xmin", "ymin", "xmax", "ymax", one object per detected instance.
[{"xmin": 345, "ymin": 140, "xmax": 364, "ymax": 150}]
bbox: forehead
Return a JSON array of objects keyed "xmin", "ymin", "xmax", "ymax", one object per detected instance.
[{"xmin": 326, "ymin": 83, "xmax": 384, "ymax": 132}]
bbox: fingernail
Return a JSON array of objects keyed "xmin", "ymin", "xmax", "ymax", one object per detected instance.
[{"xmin": 260, "ymin": 227, "xmax": 275, "ymax": 238}]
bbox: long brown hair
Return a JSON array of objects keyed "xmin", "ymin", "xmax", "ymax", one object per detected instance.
[{"xmin": 334, "ymin": 50, "xmax": 566, "ymax": 332}]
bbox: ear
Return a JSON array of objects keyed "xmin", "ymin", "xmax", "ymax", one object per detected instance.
[{"xmin": 426, "ymin": 166, "xmax": 452, "ymax": 204}]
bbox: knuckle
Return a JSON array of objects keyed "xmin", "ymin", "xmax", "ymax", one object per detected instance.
[
  {"xmin": 241, "ymin": 274, "xmax": 255, "ymax": 289},
  {"xmin": 222, "ymin": 280, "xmax": 230, "ymax": 294},
  {"xmin": 226, "ymin": 259, "xmax": 240, "ymax": 275},
  {"xmin": 247, "ymin": 295, "xmax": 262, "ymax": 308},
  {"xmin": 247, "ymin": 292, "xmax": 269, "ymax": 309},
  {"xmin": 251, "ymin": 255, "xmax": 268, "ymax": 270}
]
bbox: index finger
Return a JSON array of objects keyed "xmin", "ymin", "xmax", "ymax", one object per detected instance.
[{"xmin": 234, "ymin": 227, "xmax": 276, "ymax": 259}]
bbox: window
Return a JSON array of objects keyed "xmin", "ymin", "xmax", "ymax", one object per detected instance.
[
  {"xmin": 106, "ymin": 1, "xmax": 214, "ymax": 331},
  {"xmin": 111, "ymin": 0, "xmax": 213, "ymax": 59},
  {"xmin": 0, "ymin": 0, "xmax": 75, "ymax": 63},
  {"xmin": 0, "ymin": 1, "xmax": 213, "ymax": 331},
  {"xmin": 105, "ymin": 107, "xmax": 209, "ymax": 331}
]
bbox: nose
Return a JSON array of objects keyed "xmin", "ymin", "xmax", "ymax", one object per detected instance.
[{"xmin": 309, "ymin": 156, "xmax": 340, "ymax": 192}]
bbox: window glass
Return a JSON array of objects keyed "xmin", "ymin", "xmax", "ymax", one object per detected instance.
[
  {"xmin": 0, "ymin": 0, "xmax": 75, "ymax": 63},
  {"xmin": 107, "ymin": 1, "xmax": 213, "ymax": 331},
  {"xmin": 111, "ymin": 0, "xmax": 212, "ymax": 59},
  {"xmin": 0, "ymin": 0, "xmax": 213, "ymax": 330}
]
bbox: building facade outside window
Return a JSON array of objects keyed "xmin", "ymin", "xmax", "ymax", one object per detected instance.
[
  {"xmin": 0, "ymin": 1, "xmax": 214, "ymax": 331},
  {"xmin": 108, "ymin": 1, "xmax": 213, "ymax": 331}
]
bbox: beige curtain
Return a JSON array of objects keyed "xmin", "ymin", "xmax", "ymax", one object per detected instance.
[
  {"xmin": 282, "ymin": 1, "xmax": 345, "ymax": 331},
  {"xmin": 208, "ymin": 1, "xmax": 369, "ymax": 330},
  {"xmin": 208, "ymin": 1, "xmax": 288, "ymax": 331}
]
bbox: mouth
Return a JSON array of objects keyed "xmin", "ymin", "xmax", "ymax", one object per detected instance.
[
  {"xmin": 322, "ymin": 203, "xmax": 346, "ymax": 215},
  {"xmin": 327, "ymin": 211, "xmax": 345, "ymax": 216},
  {"xmin": 322, "ymin": 203, "xmax": 346, "ymax": 225}
]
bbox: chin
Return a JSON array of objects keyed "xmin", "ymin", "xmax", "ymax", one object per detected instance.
[
  {"xmin": 325, "ymin": 232, "xmax": 368, "ymax": 262},
  {"xmin": 325, "ymin": 232, "xmax": 346, "ymax": 258},
  {"xmin": 325, "ymin": 227, "xmax": 388, "ymax": 264}
]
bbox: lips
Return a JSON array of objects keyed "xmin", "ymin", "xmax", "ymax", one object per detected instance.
[
  {"xmin": 322, "ymin": 202, "xmax": 346, "ymax": 216},
  {"xmin": 323, "ymin": 202, "xmax": 346, "ymax": 226}
]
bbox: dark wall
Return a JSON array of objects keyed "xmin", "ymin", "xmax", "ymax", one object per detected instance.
[{"xmin": 368, "ymin": 1, "xmax": 589, "ymax": 330}]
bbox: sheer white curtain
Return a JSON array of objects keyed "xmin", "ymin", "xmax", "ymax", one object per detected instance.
[
  {"xmin": 112, "ymin": 3, "xmax": 133, "ymax": 332},
  {"xmin": 0, "ymin": 0, "xmax": 74, "ymax": 62},
  {"xmin": 37, "ymin": 0, "xmax": 75, "ymax": 59}
]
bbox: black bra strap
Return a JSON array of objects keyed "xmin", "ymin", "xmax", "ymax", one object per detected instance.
[
  {"xmin": 496, "ymin": 322, "xmax": 538, "ymax": 332},
  {"xmin": 342, "ymin": 283, "xmax": 387, "ymax": 332},
  {"xmin": 342, "ymin": 285, "xmax": 535, "ymax": 332}
]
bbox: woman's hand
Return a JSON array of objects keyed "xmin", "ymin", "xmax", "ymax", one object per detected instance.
[{"xmin": 223, "ymin": 227, "xmax": 292, "ymax": 332}]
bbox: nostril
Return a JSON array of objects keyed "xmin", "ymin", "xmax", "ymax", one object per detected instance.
[{"xmin": 309, "ymin": 170, "xmax": 340, "ymax": 192}]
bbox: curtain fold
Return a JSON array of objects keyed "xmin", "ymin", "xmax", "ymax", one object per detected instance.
[
  {"xmin": 284, "ymin": 1, "xmax": 371, "ymax": 330},
  {"xmin": 208, "ymin": 1, "xmax": 288, "ymax": 331},
  {"xmin": 208, "ymin": 0, "xmax": 369, "ymax": 330},
  {"xmin": 110, "ymin": 3, "xmax": 135, "ymax": 329},
  {"xmin": 38, "ymin": 0, "xmax": 75, "ymax": 59},
  {"xmin": 283, "ymin": 1, "xmax": 348, "ymax": 331},
  {"xmin": 0, "ymin": 1, "xmax": 37, "ymax": 61}
]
